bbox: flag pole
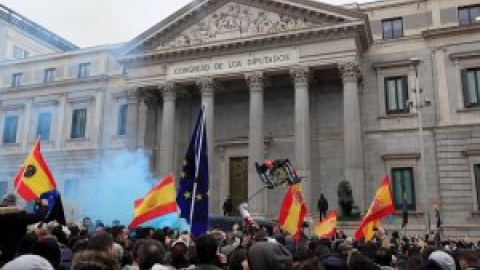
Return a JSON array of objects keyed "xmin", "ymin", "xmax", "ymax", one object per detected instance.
[{"xmin": 188, "ymin": 107, "xmax": 206, "ymax": 245}]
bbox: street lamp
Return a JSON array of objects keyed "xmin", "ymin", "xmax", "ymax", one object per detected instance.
[{"xmin": 410, "ymin": 57, "xmax": 431, "ymax": 234}]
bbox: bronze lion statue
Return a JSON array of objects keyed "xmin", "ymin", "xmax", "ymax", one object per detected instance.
[{"xmin": 338, "ymin": 181, "xmax": 354, "ymax": 217}]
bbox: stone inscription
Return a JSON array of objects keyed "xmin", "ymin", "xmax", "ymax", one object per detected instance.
[{"xmin": 167, "ymin": 48, "xmax": 298, "ymax": 79}]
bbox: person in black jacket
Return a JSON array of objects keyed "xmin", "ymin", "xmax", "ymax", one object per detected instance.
[
  {"xmin": 318, "ymin": 194, "xmax": 329, "ymax": 221},
  {"xmin": 0, "ymin": 193, "xmax": 47, "ymax": 265}
]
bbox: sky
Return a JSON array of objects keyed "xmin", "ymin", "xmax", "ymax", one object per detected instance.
[{"xmin": 1, "ymin": 0, "xmax": 373, "ymax": 48}]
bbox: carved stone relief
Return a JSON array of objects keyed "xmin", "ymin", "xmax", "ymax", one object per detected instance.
[{"xmin": 159, "ymin": 2, "xmax": 315, "ymax": 48}]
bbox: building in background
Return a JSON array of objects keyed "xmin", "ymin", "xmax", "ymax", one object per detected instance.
[
  {"xmin": 0, "ymin": 4, "xmax": 77, "ymax": 61},
  {"xmin": 0, "ymin": 0, "xmax": 479, "ymax": 236}
]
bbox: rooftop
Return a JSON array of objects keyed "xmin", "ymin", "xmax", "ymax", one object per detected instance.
[{"xmin": 0, "ymin": 3, "xmax": 78, "ymax": 51}]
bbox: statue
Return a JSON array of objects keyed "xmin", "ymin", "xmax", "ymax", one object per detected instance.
[{"xmin": 338, "ymin": 181, "xmax": 355, "ymax": 218}]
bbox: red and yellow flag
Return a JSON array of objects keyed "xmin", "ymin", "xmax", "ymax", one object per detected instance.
[
  {"xmin": 14, "ymin": 139, "xmax": 56, "ymax": 200},
  {"xmin": 354, "ymin": 175, "xmax": 395, "ymax": 241},
  {"xmin": 128, "ymin": 174, "xmax": 177, "ymax": 229},
  {"xmin": 278, "ymin": 183, "xmax": 307, "ymax": 240},
  {"xmin": 314, "ymin": 210, "xmax": 338, "ymax": 239}
]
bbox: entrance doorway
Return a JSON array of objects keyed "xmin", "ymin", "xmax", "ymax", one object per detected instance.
[{"xmin": 229, "ymin": 157, "xmax": 248, "ymax": 215}]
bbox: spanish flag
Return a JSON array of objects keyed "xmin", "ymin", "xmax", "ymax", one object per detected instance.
[
  {"xmin": 315, "ymin": 210, "xmax": 337, "ymax": 239},
  {"xmin": 354, "ymin": 175, "xmax": 395, "ymax": 241},
  {"xmin": 14, "ymin": 139, "xmax": 56, "ymax": 200},
  {"xmin": 278, "ymin": 183, "xmax": 307, "ymax": 240},
  {"xmin": 128, "ymin": 174, "xmax": 177, "ymax": 229}
]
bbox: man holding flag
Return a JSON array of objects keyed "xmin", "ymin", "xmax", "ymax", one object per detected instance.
[
  {"xmin": 13, "ymin": 139, "xmax": 65, "ymax": 225},
  {"xmin": 177, "ymin": 107, "xmax": 209, "ymax": 238}
]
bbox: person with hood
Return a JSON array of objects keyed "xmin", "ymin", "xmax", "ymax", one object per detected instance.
[
  {"xmin": 0, "ymin": 193, "xmax": 48, "ymax": 264},
  {"xmin": 419, "ymin": 250, "xmax": 456, "ymax": 270},
  {"xmin": 248, "ymin": 241, "xmax": 293, "ymax": 270},
  {"xmin": 2, "ymin": 254, "xmax": 55, "ymax": 270}
]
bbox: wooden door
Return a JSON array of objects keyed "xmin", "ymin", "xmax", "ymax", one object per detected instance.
[{"xmin": 229, "ymin": 157, "xmax": 248, "ymax": 215}]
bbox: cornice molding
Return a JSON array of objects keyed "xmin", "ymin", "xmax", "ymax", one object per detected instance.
[
  {"xmin": 371, "ymin": 59, "xmax": 412, "ymax": 70},
  {"xmin": 381, "ymin": 153, "xmax": 420, "ymax": 160},
  {"xmin": 463, "ymin": 149, "xmax": 480, "ymax": 157},
  {"xmin": 0, "ymin": 75, "xmax": 112, "ymax": 94},
  {"xmin": 120, "ymin": 22, "xmax": 367, "ymax": 65},
  {"xmin": 449, "ymin": 50, "xmax": 480, "ymax": 60},
  {"xmin": 0, "ymin": 103, "xmax": 25, "ymax": 111},
  {"xmin": 66, "ymin": 95, "xmax": 95, "ymax": 104},
  {"xmin": 33, "ymin": 100, "xmax": 60, "ymax": 107},
  {"xmin": 119, "ymin": 0, "xmax": 367, "ymax": 56},
  {"xmin": 422, "ymin": 23, "xmax": 480, "ymax": 39}
]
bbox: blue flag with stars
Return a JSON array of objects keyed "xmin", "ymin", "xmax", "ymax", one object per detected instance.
[{"xmin": 176, "ymin": 107, "xmax": 209, "ymax": 238}]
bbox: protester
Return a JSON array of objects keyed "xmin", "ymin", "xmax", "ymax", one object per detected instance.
[
  {"xmin": 31, "ymin": 237, "xmax": 64, "ymax": 270},
  {"xmin": 454, "ymin": 249, "xmax": 480, "ymax": 270},
  {"xmin": 3, "ymin": 207, "xmax": 480, "ymax": 270},
  {"xmin": 195, "ymin": 234, "xmax": 224, "ymax": 270},
  {"xmin": 317, "ymin": 194, "xmax": 329, "ymax": 221},
  {"xmin": 223, "ymin": 196, "xmax": 234, "ymax": 216},
  {"xmin": 170, "ymin": 240, "xmax": 192, "ymax": 269},
  {"xmin": 136, "ymin": 240, "xmax": 168, "ymax": 270},
  {"xmin": 2, "ymin": 254, "xmax": 55, "ymax": 270},
  {"xmin": 72, "ymin": 231, "xmax": 120, "ymax": 270},
  {"xmin": 0, "ymin": 193, "xmax": 48, "ymax": 264},
  {"xmin": 248, "ymin": 241, "xmax": 293, "ymax": 270}
]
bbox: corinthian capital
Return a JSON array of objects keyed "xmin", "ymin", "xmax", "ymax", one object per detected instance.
[
  {"xmin": 143, "ymin": 93, "xmax": 161, "ymax": 108},
  {"xmin": 126, "ymin": 87, "xmax": 141, "ymax": 103},
  {"xmin": 339, "ymin": 62, "xmax": 360, "ymax": 83},
  {"xmin": 290, "ymin": 66, "xmax": 310, "ymax": 87},
  {"xmin": 196, "ymin": 77, "xmax": 216, "ymax": 96},
  {"xmin": 159, "ymin": 82, "xmax": 177, "ymax": 101},
  {"xmin": 245, "ymin": 72, "xmax": 264, "ymax": 91}
]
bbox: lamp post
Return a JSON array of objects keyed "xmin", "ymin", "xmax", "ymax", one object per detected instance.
[{"xmin": 410, "ymin": 57, "xmax": 431, "ymax": 234}]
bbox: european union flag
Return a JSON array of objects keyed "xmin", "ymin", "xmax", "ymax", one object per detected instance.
[
  {"xmin": 40, "ymin": 189, "xmax": 66, "ymax": 225},
  {"xmin": 176, "ymin": 107, "xmax": 209, "ymax": 238}
]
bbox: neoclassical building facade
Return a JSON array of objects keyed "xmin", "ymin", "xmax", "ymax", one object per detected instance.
[{"xmin": 1, "ymin": 0, "xmax": 480, "ymax": 236}]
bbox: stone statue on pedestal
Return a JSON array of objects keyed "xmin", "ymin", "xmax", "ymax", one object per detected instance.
[{"xmin": 338, "ymin": 181, "xmax": 361, "ymax": 220}]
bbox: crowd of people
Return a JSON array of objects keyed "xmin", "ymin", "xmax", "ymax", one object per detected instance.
[{"xmin": 1, "ymin": 193, "xmax": 480, "ymax": 270}]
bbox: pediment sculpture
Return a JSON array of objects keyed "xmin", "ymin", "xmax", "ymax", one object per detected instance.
[{"xmin": 159, "ymin": 2, "xmax": 317, "ymax": 48}]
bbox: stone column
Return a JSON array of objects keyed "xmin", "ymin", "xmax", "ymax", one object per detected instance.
[
  {"xmin": 159, "ymin": 82, "xmax": 177, "ymax": 177},
  {"xmin": 339, "ymin": 62, "xmax": 365, "ymax": 212},
  {"xmin": 56, "ymin": 94, "xmax": 67, "ymax": 149},
  {"xmin": 196, "ymin": 77, "xmax": 215, "ymax": 178},
  {"xmin": 290, "ymin": 66, "xmax": 312, "ymax": 211},
  {"xmin": 22, "ymin": 98, "xmax": 33, "ymax": 152},
  {"xmin": 126, "ymin": 87, "xmax": 140, "ymax": 150},
  {"xmin": 246, "ymin": 71, "xmax": 265, "ymax": 216}
]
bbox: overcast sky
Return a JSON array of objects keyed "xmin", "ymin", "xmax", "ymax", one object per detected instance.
[{"xmin": 1, "ymin": 0, "xmax": 373, "ymax": 48}]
